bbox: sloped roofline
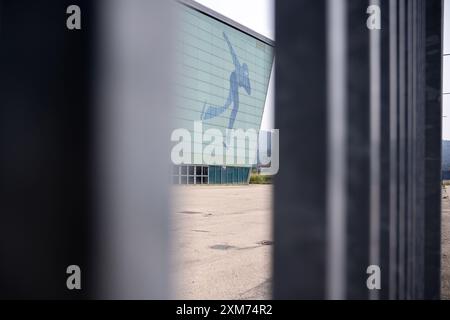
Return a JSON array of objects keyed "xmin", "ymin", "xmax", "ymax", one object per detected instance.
[{"xmin": 178, "ymin": 0, "xmax": 275, "ymax": 47}]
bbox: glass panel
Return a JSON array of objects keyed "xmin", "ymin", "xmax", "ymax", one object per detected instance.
[
  {"xmin": 203, "ymin": 166, "xmax": 208, "ymax": 176},
  {"xmin": 181, "ymin": 166, "xmax": 188, "ymax": 175},
  {"xmin": 208, "ymin": 167, "xmax": 214, "ymax": 184},
  {"xmin": 203, "ymin": 176, "xmax": 208, "ymax": 184},
  {"xmin": 445, "ymin": 56, "xmax": 450, "ymax": 94},
  {"xmin": 445, "ymin": 0, "xmax": 450, "ymax": 54},
  {"xmin": 188, "ymin": 176, "xmax": 194, "ymax": 184},
  {"xmin": 215, "ymin": 166, "xmax": 219, "ymax": 183},
  {"xmin": 189, "ymin": 166, "xmax": 194, "ymax": 175},
  {"xmin": 196, "ymin": 176, "xmax": 202, "ymax": 184},
  {"xmin": 212, "ymin": 166, "xmax": 220, "ymax": 184},
  {"xmin": 181, "ymin": 176, "xmax": 188, "ymax": 184},
  {"xmin": 444, "ymin": 95, "xmax": 450, "ymax": 140},
  {"xmin": 227, "ymin": 168, "xmax": 233, "ymax": 184},
  {"xmin": 196, "ymin": 166, "xmax": 202, "ymax": 176},
  {"xmin": 222, "ymin": 167, "xmax": 227, "ymax": 184}
]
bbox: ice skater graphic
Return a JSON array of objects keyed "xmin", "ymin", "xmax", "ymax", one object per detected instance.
[{"xmin": 201, "ymin": 32, "xmax": 251, "ymax": 131}]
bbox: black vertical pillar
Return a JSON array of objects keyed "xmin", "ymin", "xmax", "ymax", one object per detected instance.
[
  {"xmin": 273, "ymin": 0, "xmax": 328, "ymax": 299},
  {"xmin": 274, "ymin": 0, "xmax": 442, "ymax": 300},
  {"xmin": 0, "ymin": 0, "xmax": 94, "ymax": 298},
  {"xmin": 424, "ymin": 0, "xmax": 442, "ymax": 300},
  {"xmin": 0, "ymin": 0, "xmax": 172, "ymax": 299},
  {"xmin": 345, "ymin": 0, "xmax": 371, "ymax": 300},
  {"xmin": 379, "ymin": 0, "xmax": 392, "ymax": 300}
]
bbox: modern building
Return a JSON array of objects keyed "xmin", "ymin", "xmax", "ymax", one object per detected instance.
[{"xmin": 172, "ymin": 0, "xmax": 274, "ymax": 185}]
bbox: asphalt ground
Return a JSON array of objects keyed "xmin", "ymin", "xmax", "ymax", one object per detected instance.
[{"xmin": 171, "ymin": 185, "xmax": 272, "ymax": 299}]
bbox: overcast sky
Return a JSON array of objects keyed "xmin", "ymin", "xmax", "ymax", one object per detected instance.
[
  {"xmin": 443, "ymin": 0, "xmax": 450, "ymax": 140},
  {"xmin": 193, "ymin": 0, "xmax": 275, "ymax": 130},
  {"xmin": 194, "ymin": 0, "xmax": 450, "ymax": 136}
]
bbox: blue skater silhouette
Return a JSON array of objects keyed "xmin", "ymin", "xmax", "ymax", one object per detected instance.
[{"xmin": 201, "ymin": 32, "xmax": 251, "ymax": 130}]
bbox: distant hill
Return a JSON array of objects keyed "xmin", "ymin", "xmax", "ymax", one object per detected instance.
[{"xmin": 443, "ymin": 141, "xmax": 450, "ymax": 180}]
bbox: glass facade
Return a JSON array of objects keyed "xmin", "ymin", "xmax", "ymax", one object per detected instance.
[
  {"xmin": 172, "ymin": 165, "xmax": 249, "ymax": 185},
  {"xmin": 209, "ymin": 166, "xmax": 250, "ymax": 184},
  {"xmin": 172, "ymin": 3, "xmax": 274, "ymax": 184},
  {"xmin": 173, "ymin": 165, "xmax": 209, "ymax": 185}
]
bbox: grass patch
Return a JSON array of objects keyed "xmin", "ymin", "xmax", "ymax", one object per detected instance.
[{"xmin": 249, "ymin": 174, "xmax": 273, "ymax": 184}]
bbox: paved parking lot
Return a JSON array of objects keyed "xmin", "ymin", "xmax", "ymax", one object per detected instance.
[{"xmin": 171, "ymin": 185, "xmax": 272, "ymax": 300}]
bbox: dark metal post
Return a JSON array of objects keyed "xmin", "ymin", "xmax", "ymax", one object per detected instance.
[{"xmin": 274, "ymin": 0, "xmax": 442, "ymax": 300}]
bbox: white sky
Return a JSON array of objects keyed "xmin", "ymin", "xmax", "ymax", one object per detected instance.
[
  {"xmin": 193, "ymin": 0, "xmax": 275, "ymax": 40},
  {"xmin": 193, "ymin": 0, "xmax": 275, "ymax": 130},
  {"xmin": 443, "ymin": 0, "xmax": 450, "ymax": 140},
  {"xmin": 194, "ymin": 0, "xmax": 450, "ymax": 136}
]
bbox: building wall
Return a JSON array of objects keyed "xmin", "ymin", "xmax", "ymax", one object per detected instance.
[{"xmin": 173, "ymin": 3, "xmax": 274, "ymax": 168}]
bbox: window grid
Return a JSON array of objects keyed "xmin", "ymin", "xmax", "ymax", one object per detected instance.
[{"xmin": 172, "ymin": 165, "xmax": 209, "ymax": 185}]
